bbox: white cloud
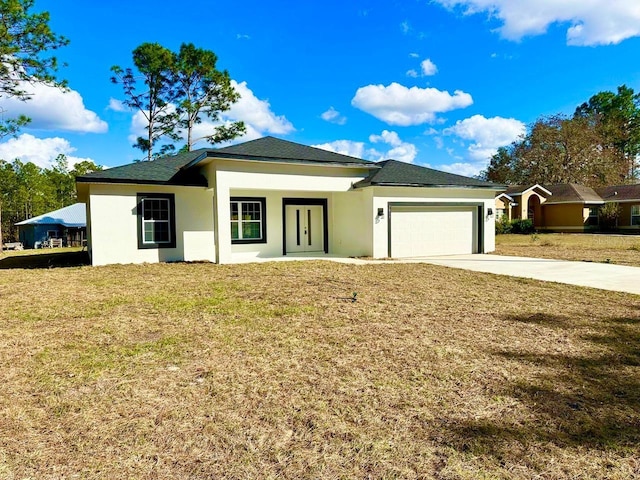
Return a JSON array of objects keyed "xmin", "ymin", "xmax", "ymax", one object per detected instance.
[
  {"xmin": 0, "ymin": 133, "xmax": 95, "ymax": 168},
  {"xmin": 440, "ymin": 161, "xmax": 484, "ymax": 177},
  {"xmin": 443, "ymin": 114, "xmax": 525, "ymax": 160},
  {"xmin": 108, "ymin": 98, "xmax": 127, "ymax": 112},
  {"xmin": 320, "ymin": 106, "xmax": 347, "ymax": 125},
  {"xmin": 421, "ymin": 59, "xmax": 438, "ymax": 76},
  {"xmin": 369, "ymin": 130, "xmax": 418, "ymax": 163},
  {"xmin": 401, "ymin": 21, "xmax": 410, "ymax": 34},
  {"xmin": 433, "ymin": 0, "xmax": 640, "ymax": 46},
  {"xmin": 312, "ymin": 140, "xmax": 365, "ymax": 158},
  {"xmin": 409, "ymin": 52, "xmax": 420, "ymax": 58},
  {"xmin": 0, "ymin": 82, "xmax": 107, "ymax": 133},
  {"xmin": 225, "ymin": 80, "xmax": 294, "ymax": 135},
  {"xmin": 352, "ymin": 82, "xmax": 473, "ymax": 126},
  {"xmin": 127, "ymin": 79, "xmax": 295, "ymax": 148},
  {"xmin": 406, "ymin": 69, "xmax": 419, "ymax": 78}
]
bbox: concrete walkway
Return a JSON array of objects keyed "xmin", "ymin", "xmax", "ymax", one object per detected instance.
[{"xmin": 416, "ymin": 254, "xmax": 640, "ymax": 295}]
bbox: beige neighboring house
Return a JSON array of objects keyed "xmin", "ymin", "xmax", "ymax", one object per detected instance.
[
  {"xmin": 495, "ymin": 182, "xmax": 640, "ymax": 232},
  {"xmin": 76, "ymin": 137, "xmax": 503, "ymax": 266}
]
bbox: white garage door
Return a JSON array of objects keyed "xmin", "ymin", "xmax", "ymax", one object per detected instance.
[{"xmin": 390, "ymin": 205, "xmax": 478, "ymax": 258}]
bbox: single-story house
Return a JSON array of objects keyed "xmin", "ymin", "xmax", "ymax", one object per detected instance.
[
  {"xmin": 495, "ymin": 182, "xmax": 640, "ymax": 232},
  {"xmin": 15, "ymin": 202, "xmax": 87, "ymax": 248},
  {"xmin": 76, "ymin": 137, "xmax": 503, "ymax": 266}
]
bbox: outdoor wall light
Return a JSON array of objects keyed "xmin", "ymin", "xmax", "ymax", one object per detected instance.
[
  {"xmin": 377, "ymin": 207, "xmax": 385, "ymax": 219},
  {"xmin": 487, "ymin": 208, "xmax": 494, "ymax": 216}
]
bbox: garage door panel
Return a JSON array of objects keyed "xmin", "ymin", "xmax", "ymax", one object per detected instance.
[{"xmin": 391, "ymin": 206, "xmax": 477, "ymax": 258}]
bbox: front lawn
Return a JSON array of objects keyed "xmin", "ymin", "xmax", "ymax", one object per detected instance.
[
  {"xmin": 495, "ymin": 233, "xmax": 640, "ymax": 266},
  {"xmin": 0, "ymin": 260, "xmax": 638, "ymax": 478}
]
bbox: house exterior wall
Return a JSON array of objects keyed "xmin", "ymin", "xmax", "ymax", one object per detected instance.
[
  {"xmin": 370, "ymin": 186, "xmax": 497, "ymax": 258},
  {"xmin": 617, "ymin": 202, "xmax": 640, "ymax": 230},
  {"xmin": 540, "ymin": 203, "xmax": 590, "ymax": 231},
  {"xmin": 87, "ymin": 183, "xmax": 215, "ymax": 266}
]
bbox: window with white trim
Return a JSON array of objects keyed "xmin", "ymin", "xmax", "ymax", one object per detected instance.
[
  {"xmin": 632, "ymin": 205, "xmax": 640, "ymax": 226},
  {"xmin": 230, "ymin": 197, "xmax": 266, "ymax": 244},
  {"xmin": 137, "ymin": 193, "xmax": 176, "ymax": 249}
]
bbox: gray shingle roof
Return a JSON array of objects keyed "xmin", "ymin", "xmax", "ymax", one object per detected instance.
[
  {"xmin": 76, "ymin": 149, "xmax": 209, "ymax": 186},
  {"xmin": 542, "ymin": 184, "xmax": 603, "ymax": 204},
  {"xmin": 596, "ymin": 184, "xmax": 640, "ymax": 202},
  {"xmin": 211, "ymin": 136, "xmax": 373, "ymax": 165},
  {"xmin": 76, "ymin": 137, "xmax": 500, "ymax": 189},
  {"xmin": 353, "ymin": 159, "xmax": 501, "ymax": 189},
  {"xmin": 16, "ymin": 203, "xmax": 86, "ymax": 227}
]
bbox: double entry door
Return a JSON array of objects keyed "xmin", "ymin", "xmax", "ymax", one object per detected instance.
[{"xmin": 285, "ymin": 204, "xmax": 324, "ymax": 253}]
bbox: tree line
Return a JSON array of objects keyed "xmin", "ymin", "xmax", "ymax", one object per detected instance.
[
  {"xmin": 0, "ymin": 155, "xmax": 101, "ymax": 242},
  {"xmin": 481, "ymin": 85, "xmax": 640, "ymax": 187}
]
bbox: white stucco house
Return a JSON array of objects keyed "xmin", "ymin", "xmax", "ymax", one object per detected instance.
[{"xmin": 76, "ymin": 137, "xmax": 503, "ymax": 266}]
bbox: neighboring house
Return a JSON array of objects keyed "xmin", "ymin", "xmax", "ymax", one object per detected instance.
[
  {"xmin": 15, "ymin": 203, "xmax": 87, "ymax": 248},
  {"xmin": 597, "ymin": 184, "xmax": 640, "ymax": 230},
  {"xmin": 76, "ymin": 136, "xmax": 503, "ymax": 266},
  {"xmin": 494, "ymin": 182, "xmax": 640, "ymax": 232}
]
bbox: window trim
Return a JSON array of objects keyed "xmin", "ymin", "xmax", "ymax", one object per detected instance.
[
  {"xmin": 632, "ymin": 204, "xmax": 640, "ymax": 226},
  {"xmin": 230, "ymin": 197, "xmax": 267, "ymax": 245},
  {"xmin": 137, "ymin": 193, "xmax": 177, "ymax": 249}
]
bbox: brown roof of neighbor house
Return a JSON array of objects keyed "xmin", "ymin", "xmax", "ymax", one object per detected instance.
[
  {"xmin": 504, "ymin": 184, "xmax": 551, "ymax": 196},
  {"xmin": 542, "ymin": 184, "xmax": 603, "ymax": 204},
  {"xmin": 596, "ymin": 184, "xmax": 640, "ymax": 202}
]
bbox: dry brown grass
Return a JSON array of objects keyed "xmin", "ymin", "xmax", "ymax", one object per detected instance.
[
  {"xmin": 0, "ymin": 260, "xmax": 639, "ymax": 479},
  {"xmin": 496, "ymin": 233, "xmax": 640, "ymax": 267}
]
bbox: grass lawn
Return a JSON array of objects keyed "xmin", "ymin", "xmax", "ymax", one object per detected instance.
[
  {"xmin": 1, "ymin": 260, "xmax": 639, "ymax": 478},
  {"xmin": 495, "ymin": 233, "xmax": 640, "ymax": 267}
]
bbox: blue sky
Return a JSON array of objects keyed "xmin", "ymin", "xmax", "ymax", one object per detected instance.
[{"xmin": 0, "ymin": 0, "xmax": 639, "ymax": 176}]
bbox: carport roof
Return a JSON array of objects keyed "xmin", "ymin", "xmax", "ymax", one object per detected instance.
[
  {"xmin": 353, "ymin": 159, "xmax": 503, "ymax": 189},
  {"xmin": 15, "ymin": 202, "xmax": 86, "ymax": 227}
]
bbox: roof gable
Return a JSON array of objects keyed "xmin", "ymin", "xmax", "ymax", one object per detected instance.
[
  {"xmin": 504, "ymin": 184, "xmax": 552, "ymax": 197},
  {"xmin": 353, "ymin": 159, "xmax": 501, "ymax": 189}
]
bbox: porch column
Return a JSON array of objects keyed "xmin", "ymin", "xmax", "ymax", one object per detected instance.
[{"xmin": 214, "ymin": 184, "xmax": 232, "ymax": 264}]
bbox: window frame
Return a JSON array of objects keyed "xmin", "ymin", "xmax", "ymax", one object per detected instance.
[
  {"xmin": 587, "ymin": 206, "xmax": 600, "ymax": 226},
  {"xmin": 136, "ymin": 193, "xmax": 177, "ymax": 249},
  {"xmin": 230, "ymin": 197, "xmax": 267, "ymax": 245},
  {"xmin": 632, "ymin": 204, "xmax": 640, "ymax": 226}
]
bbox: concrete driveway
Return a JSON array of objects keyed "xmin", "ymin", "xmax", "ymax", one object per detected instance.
[{"xmin": 417, "ymin": 254, "xmax": 640, "ymax": 295}]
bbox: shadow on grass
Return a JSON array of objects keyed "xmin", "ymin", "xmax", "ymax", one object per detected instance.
[
  {"xmin": 0, "ymin": 250, "xmax": 90, "ymax": 269},
  {"xmin": 441, "ymin": 312, "xmax": 640, "ymax": 459}
]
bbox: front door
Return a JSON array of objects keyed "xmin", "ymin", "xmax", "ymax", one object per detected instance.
[{"xmin": 285, "ymin": 205, "xmax": 324, "ymax": 253}]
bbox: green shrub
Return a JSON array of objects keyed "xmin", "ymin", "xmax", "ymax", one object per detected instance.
[
  {"xmin": 510, "ymin": 218, "xmax": 535, "ymax": 234},
  {"xmin": 495, "ymin": 215, "xmax": 512, "ymax": 234},
  {"xmin": 495, "ymin": 217, "xmax": 535, "ymax": 235}
]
